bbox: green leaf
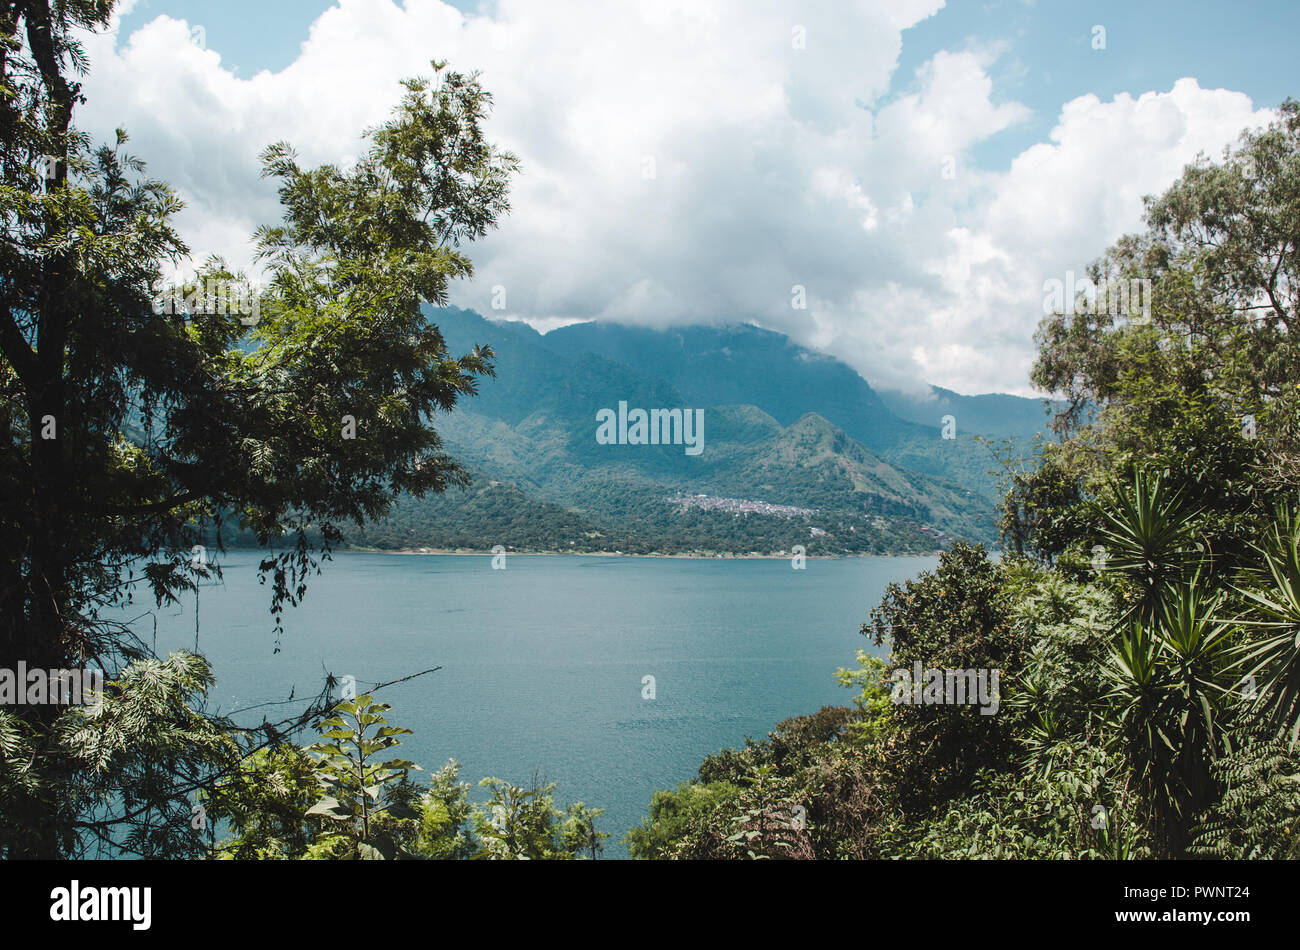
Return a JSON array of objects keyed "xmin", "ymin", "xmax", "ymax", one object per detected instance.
[{"xmin": 306, "ymin": 796, "xmax": 352, "ymax": 820}]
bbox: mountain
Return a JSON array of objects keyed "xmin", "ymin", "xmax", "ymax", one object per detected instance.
[
  {"xmin": 877, "ymin": 385, "xmax": 1055, "ymax": 439},
  {"xmin": 522, "ymin": 317, "xmax": 1051, "ymax": 495},
  {"xmin": 348, "ymin": 307, "xmax": 1054, "ymax": 555},
  {"xmin": 534, "ymin": 321, "xmax": 917, "ymax": 449}
]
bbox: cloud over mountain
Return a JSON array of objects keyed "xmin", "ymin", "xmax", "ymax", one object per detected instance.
[{"xmin": 78, "ymin": 0, "xmax": 1273, "ymax": 395}]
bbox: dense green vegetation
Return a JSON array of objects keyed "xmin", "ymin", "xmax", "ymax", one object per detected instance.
[
  {"xmin": 343, "ymin": 475, "xmax": 952, "ymax": 555},
  {"xmin": 0, "ymin": 0, "xmax": 536, "ymax": 857},
  {"xmin": 4, "ymin": 0, "xmax": 1299, "ymax": 864},
  {"xmin": 629, "ymin": 102, "xmax": 1300, "ymax": 860},
  {"xmin": 204, "ymin": 694, "xmax": 605, "ymax": 860}
]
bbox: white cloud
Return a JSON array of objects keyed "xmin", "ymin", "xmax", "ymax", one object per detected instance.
[{"xmin": 75, "ymin": 2, "xmax": 1272, "ymax": 396}]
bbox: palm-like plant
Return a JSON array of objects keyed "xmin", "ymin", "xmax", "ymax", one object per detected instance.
[
  {"xmin": 1154, "ymin": 576, "xmax": 1245, "ymax": 786},
  {"xmin": 1103, "ymin": 622, "xmax": 1178, "ymax": 827},
  {"xmin": 1094, "ymin": 469, "xmax": 1204, "ymax": 625},
  {"xmin": 1095, "ymin": 473, "xmax": 1248, "ymax": 854},
  {"xmin": 1009, "ymin": 643, "xmax": 1076, "ymax": 778},
  {"xmin": 1236, "ymin": 505, "xmax": 1300, "ymax": 745},
  {"xmin": 1102, "ymin": 587, "xmax": 1245, "ymax": 853}
]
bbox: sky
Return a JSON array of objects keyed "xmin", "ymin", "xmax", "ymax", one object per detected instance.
[{"xmin": 77, "ymin": 0, "xmax": 1299, "ymax": 397}]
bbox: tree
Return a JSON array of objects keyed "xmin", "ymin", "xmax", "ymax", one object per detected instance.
[
  {"xmin": 0, "ymin": 0, "xmax": 517, "ymax": 856},
  {"xmin": 1028, "ymin": 100, "xmax": 1300, "ymax": 562},
  {"xmin": 862, "ymin": 544, "xmax": 1028, "ymax": 810},
  {"xmin": 0, "ymin": 651, "xmax": 240, "ymax": 858},
  {"xmin": 203, "ymin": 742, "xmax": 322, "ymax": 860},
  {"xmin": 303, "ymin": 695, "xmax": 420, "ymax": 860},
  {"xmin": 473, "ymin": 775, "xmax": 608, "ymax": 860},
  {"xmin": 634, "ymin": 100, "xmax": 1300, "ymax": 864},
  {"xmin": 1016, "ymin": 102, "xmax": 1300, "ymax": 854},
  {"xmin": 202, "ymin": 695, "xmax": 602, "ymax": 861}
]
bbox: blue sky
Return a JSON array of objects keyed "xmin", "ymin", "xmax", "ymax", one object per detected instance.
[
  {"xmin": 87, "ymin": 1, "xmax": 1297, "ymax": 395},
  {"xmin": 117, "ymin": 0, "xmax": 479, "ymax": 72},
  {"xmin": 117, "ymin": 0, "xmax": 1300, "ymax": 169},
  {"xmin": 896, "ymin": 0, "xmax": 1300, "ymax": 169}
]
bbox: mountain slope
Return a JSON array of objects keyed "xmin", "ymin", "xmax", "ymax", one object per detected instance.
[
  {"xmin": 877, "ymin": 385, "xmax": 1055, "ymax": 439},
  {"xmin": 514, "ymin": 315, "xmax": 1047, "ymax": 498},
  {"xmin": 344, "ymin": 306, "xmax": 1057, "ymax": 553}
]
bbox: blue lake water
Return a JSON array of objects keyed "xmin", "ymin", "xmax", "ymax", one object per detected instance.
[{"xmin": 130, "ymin": 552, "xmax": 936, "ymax": 856}]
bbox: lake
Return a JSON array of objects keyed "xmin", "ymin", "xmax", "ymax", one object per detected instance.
[{"xmin": 130, "ymin": 552, "xmax": 937, "ymax": 856}]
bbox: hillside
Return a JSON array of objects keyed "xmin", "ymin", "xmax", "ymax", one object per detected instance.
[{"xmin": 341, "ymin": 308, "xmax": 1053, "ymax": 555}]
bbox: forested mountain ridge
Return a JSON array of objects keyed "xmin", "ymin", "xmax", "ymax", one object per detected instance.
[{"xmin": 344, "ymin": 307, "xmax": 1053, "ymax": 554}]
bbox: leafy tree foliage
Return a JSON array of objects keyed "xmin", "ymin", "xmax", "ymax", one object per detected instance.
[
  {"xmin": 0, "ymin": 0, "xmax": 516, "ymax": 856},
  {"xmin": 637, "ymin": 105, "xmax": 1300, "ymax": 859},
  {"xmin": 473, "ymin": 776, "xmax": 608, "ymax": 860},
  {"xmin": 1, "ymin": 652, "xmax": 238, "ymax": 858},
  {"xmin": 203, "ymin": 693, "xmax": 605, "ymax": 860},
  {"xmin": 1191, "ymin": 726, "xmax": 1300, "ymax": 859},
  {"xmin": 302, "ymin": 696, "xmax": 420, "ymax": 860}
]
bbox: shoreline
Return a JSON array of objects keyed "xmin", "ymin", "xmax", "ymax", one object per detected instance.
[{"xmin": 338, "ymin": 547, "xmax": 947, "ymax": 560}]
